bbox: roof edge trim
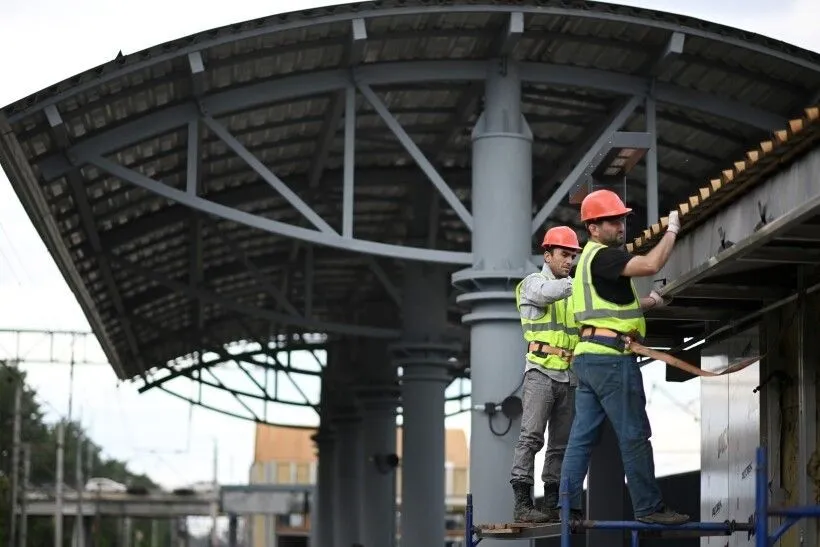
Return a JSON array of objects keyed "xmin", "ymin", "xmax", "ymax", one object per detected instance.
[
  {"xmin": 5, "ymin": 0, "xmax": 820, "ymax": 121},
  {"xmin": 627, "ymin": 105, "xmax": 820, "ymax": 255}
]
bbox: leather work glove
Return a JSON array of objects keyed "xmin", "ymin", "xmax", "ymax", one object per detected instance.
[
  {"xmin": 667, "ymin": 210, "xmax": 681, "ymax": 235},
  {"xmin": 648, "ymin": 290, "xmax": 669, "ymax": 308}
]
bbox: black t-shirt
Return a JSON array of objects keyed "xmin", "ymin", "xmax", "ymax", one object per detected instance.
[{"xmin": 589, "ymin": 247, "xmax": 635, "ymax": 305}]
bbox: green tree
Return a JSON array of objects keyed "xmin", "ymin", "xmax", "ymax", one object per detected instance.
[{"xmin": 1, "ymin": 363, "xmax": 172, "ymax": 546}]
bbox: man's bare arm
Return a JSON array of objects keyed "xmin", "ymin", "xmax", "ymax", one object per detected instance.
[
  {"xmin": 621, "ymin": 211, "xmax": 681, "ymax": 278},
  {"xmin": 639, "ymin": 296, "xmax": 656, "ymax": 310}
]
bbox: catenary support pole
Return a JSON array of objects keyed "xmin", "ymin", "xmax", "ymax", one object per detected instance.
[
  {"xmin": 392, "ymin": 263, "xmax": 458, "ymax": 547},
  {"xmin": 358, "ymin": 339, "xmax": 399, "ymax": 547},
  {"xmin": 9, "ymin": 383, "xmax": 22, "ymax": 547},
  {"xmin": 19, "ymin": 444, "xmax": 29, "ymax": 547},
  {"xmin": 453, "ymin": 57, "xmax": 534, "ymax": 544},
  {"xmin": 55, "ymin": 421, "xmax": 65, "ymax": 547},
  {"xmin": 74, "ymin": 432, "xmax": 85, "ymax": 547}
]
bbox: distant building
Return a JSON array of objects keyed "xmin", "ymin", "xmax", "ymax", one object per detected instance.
[{"xmin": 248, "ymin": 424, "xmax": 470, "ymax": 546}]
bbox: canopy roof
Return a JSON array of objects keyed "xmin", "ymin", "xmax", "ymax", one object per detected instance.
[{"xmin": 2, "ymin": 0, "xmax": 819, "ymax": 380}]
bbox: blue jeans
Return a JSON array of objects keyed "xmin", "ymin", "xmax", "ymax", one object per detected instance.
[{"xmin": 559, "ymin": 353, "xmax": 663, "ymax": 518}]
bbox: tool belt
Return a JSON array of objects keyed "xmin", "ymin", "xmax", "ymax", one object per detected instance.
[
  {"xmin": 579, "ymin": 327, "xmax": 761, "ymax": 378},
  {"xmin": 528, "ymin": 341, "xmax": 573, "ymax": 362}
]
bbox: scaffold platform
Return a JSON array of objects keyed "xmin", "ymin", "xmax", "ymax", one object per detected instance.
[{"xmin": 465, "ymin": 447, "xmax": 819, "ymax": 547}]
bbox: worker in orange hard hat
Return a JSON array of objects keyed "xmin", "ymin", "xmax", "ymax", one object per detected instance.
[
  {"xmin": 509, "ymin": 225, "xmax": 582, "ymax": 523},
  {"xmin": 558, "ymin": 189, "xmax": 689, "ymax": 525}
]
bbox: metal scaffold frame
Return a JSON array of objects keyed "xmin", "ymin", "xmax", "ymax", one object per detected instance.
[{"xmin": 464, "ymin": 447, "xmax": 820, "ymax": 546}]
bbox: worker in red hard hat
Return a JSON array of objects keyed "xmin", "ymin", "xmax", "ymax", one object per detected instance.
[
  {"xmin": 509, "ymin": 225, "xmax": 582, "ymax": 523},
  {"xmin": 558, "ymin": 189, "xmax": 689, "ymax": 525}
]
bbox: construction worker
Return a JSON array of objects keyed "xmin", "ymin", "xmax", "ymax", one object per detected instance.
[
  {"xmin": 557, "ymin": 189, "xmax": 689, "ymax": 525},
  {"xmin": 510, "ymin": 226, "xmax": 582, "ymax": 523}
]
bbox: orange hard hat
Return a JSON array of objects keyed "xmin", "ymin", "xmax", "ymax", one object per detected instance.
[
  {"xmin": 541, "ymin": 226, "xmax": 582, "ymax": 251},
  {"xmin": 580, "ymin": 189, "xmax": 632, "ymax": 222}
]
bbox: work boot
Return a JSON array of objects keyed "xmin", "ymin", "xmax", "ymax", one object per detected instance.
[
  {"xmin": 542, "ymin": 482, "xmax": 559, "ymax": 514},
  {"xmin": 636, "ymin": 504, "xmax": 690, "ymax": 525},
  {"xmin": 512, "ymin": 482, "xmax": 551, "ymax": 523}
]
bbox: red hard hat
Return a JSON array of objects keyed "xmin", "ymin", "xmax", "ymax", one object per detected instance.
[
  {"xmin": 541, "ymin": 226, "xmax": 582, "ymax": 251},
  {"xmin": 580, "ymin": 189, "xmax": 632, "ymax": 222}
]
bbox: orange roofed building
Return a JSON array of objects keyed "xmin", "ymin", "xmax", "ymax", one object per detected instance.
[{"xmin": 248, "ymin": 423, "xmax": 470, "ymax": 546}]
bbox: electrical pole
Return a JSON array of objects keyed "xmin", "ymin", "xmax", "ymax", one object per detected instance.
[
  {"xmin": 75, "ymin": 432, "xmax": 85, "ymax": 547},
  {"xmin": 19, "ymin": 444, "xmax": 30, "ymax": 547},
  {"xmin": 211, "ymin": 440, "xmax": 219, "ymax": 547},
  {"xmin": 55, "ymin": 421, "xmax": 65, "ymax": 547},
  {"xmin": 8, "ymin": 383, "xmax": 22, "ymax": 547}
]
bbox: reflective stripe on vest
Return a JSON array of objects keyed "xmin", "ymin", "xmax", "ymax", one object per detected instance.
[
  {"xmin": 571, "ymin": 241, "xmax": 646, "ymax": 338},
  {"xmin": 515, "ymin": 274, "xmax": 579, "ymax": 371}
]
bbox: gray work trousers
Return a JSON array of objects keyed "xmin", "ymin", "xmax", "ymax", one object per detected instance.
[{"xmin": 510, "ymin": 368, "xmax": 576, "ymax": 486}]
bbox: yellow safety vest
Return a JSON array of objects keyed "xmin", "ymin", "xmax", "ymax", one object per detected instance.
[
  {"xmin": 571, "ymin": 241, "xmax": 646, "ymax": 356},
  {"xmin": 515, "ymin": 274, "xmax": 579, "ymax": 371}
]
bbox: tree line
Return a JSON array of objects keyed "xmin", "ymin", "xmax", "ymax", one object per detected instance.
[{"xmin": 0, "ymin": 363, "xmax": 173, "ymax": 546}]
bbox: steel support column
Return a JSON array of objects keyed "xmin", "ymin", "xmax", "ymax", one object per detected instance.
[
  {"xmin": 453, "ymin": 57, "xmax": 534, "ymax": 544},
  {"xmin": 313, "ymin": 366, "xmax": 337, "ymax": 547},
  {"xmin": 333, "ymin": 410, "xmax": 362, "ymax": 547},
  {"xmin": 329, "ymin": 344, "xmax": 363, "ymax": 547},
  {"xmin": 392, "ymin": 263, "xmax": 458, "ymax": 547},
  {"xmin": 313, "ymin": 427, "xmax": 335, "ymax": 547},
  {"xmin": 357, "ymin": 339, "xmax": 399, "ymax": 547}
]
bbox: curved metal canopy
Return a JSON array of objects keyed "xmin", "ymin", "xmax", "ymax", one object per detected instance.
[{"xmin": 2, "ymin": 0, "xmax": 819, "ymax": 390}]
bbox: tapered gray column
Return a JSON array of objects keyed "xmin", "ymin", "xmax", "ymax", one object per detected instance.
[
  {"xmin": 392, "ymin": 264, "xmax": 458, "ymax": 547},
  {"xmin": 453, "ymin": 58, "xmax": 533, "ymax": 543},
  {"xmin": 357, "ymin": 340, "xmax": 399, "ymax": 547}
]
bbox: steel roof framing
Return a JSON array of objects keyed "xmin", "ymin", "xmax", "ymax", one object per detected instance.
[{"xmin": 3, "ymin": 0, "xmax": 819, "ymax": 389}]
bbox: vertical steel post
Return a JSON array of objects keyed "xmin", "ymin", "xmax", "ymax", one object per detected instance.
[
  {"xmin": 755, "ymin": 447, "xmax": 768, "ymax": 547},
  {"xmin": 796, "ymin": 267, "xmax": 817, "ymax": 547},
  {"xmin": 645, "ymin": 96, "xmax": 659, "ymax": 226},
  {"xmin": 453, "ymin": 57, "xmax": 533, "ymax": 545},
  {"xmin": 465, "ymin": 494, "xmax": 474, "ymax": 547},
  {"xmin": 330, "ymin": 344, "xmax": 363, "ymax": 547},
  {"xmin": 312, "ymin": 426, "xmax": 335, "ymax": 547},
  {"xmin": 314, "ymin": 345, "xmax": 336, "ymax": 547},
  {"xmin": 333, "ymin": 412, "xmax": 362, "ymax": 546},
  {"xmin": 561, "ymin": 480, "xmax": 570, "ymax": 547},
  {"xmin": 358, "ymin": 339, "xmax": 399, "ymax": 547},
  {"xmin": 393, "ymin": 263, "xmax": 457, "ymax": 547}
]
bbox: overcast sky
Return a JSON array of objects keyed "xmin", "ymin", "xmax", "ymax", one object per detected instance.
[{"xmin": 0, "ymin": 0, "xmax": 817, "ymax": 500}]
